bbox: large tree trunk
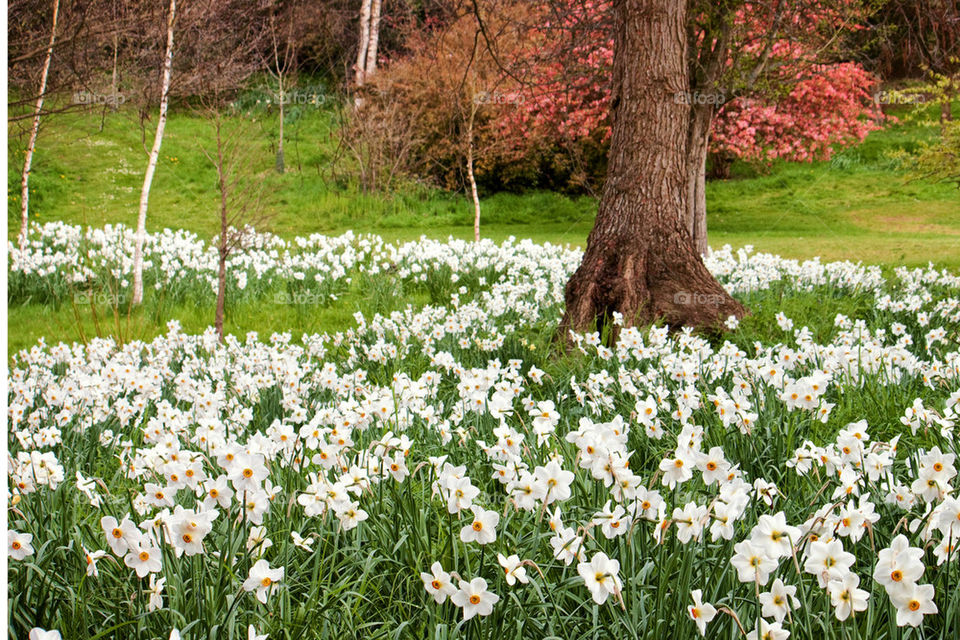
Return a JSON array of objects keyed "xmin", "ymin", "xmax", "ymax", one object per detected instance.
[
  {"xmin": 19, "ymin": 0, "xmax": 60, "ymax": 253},
  {"xmin": 684, "ymin": 103, "xmax": 713, "ymax": 256},
  {"xmin": 559, "ymin": 0, "xmax": 745, "ymax": 340},
  {"xmin": 132, "ymin": 0, "xmax": 175, "ymax": 306}
]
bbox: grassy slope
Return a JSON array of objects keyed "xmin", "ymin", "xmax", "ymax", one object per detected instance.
[
  {"xmin": 6, "ymin": 102, "xmax": 959, "ymax": 353},
  {"xmin": 9, "ymin": 103, "xmax": 959, "ymax": 258}
]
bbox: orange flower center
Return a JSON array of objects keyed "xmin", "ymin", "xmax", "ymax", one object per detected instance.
[{"xmin": 469, "ymin": 594, "xmax": 481, "ymax": 605}]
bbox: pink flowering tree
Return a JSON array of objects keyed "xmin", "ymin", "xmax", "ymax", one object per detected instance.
[
  {"xmin": 496, "ymin": 0, "xmax": 884, "ymax": 252},
  {"xmin": 709, "ymin": 60, "xmax": 883, "ymax": 174}
]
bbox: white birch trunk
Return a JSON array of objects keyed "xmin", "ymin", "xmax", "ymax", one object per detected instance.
[
  {"xmin": 355, "ymin": 0, "xmax": 373, "ymax": 87},
  {"xmin": 110, "ymin": 30, "xmax": 119, "ymax": 110},
  {"xmin": 467, "ymin": 104, "xmax": 481, "ymax": 242},
  {"xmin": 19, "ymin": 0, "xmax": 60, "ymax": 253},
  {"xmin": 132, "ymin": 0, "xmax": 176, "ymax": 305},
  {"xmin": 276, "ymin": 74, "xmax": 285, "ymax": 173},
  {"xmin": 365, "ymin": 0, "xmax": 383, "ymax": 78}
]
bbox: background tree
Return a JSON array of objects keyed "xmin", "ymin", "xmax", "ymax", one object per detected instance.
[
  {"xmin": 354, "ymin": 0, "xmax": 385, "ymax": 88},
  {"xmin": 10, "ymin": 0, "xmax": 138, "ymax": 247},
  {"xmin": 264, "ymin": 0, "xmax": 306, "ymax": 174},
  {"xmin": 18, "ymin": 0, "xmax": 60, "ymax": 252},
  {"xmin": 196, "ymin": 100, "xmax": 272, "ymax": 343},
  {"xmin": 864, "ymin": 0, "xmax": 959, "ymax": 109},
  {"xmin": 131, "ymin": 0, "xmax": 175, "ymax": 307},
  {"xmin": 127, "ymin": 0, "xmax": 269, "ymax": 305}
]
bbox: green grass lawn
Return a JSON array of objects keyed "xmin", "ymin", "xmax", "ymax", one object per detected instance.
[
  {"xmin": 7, "ymin": 100, "xmax": 960, "ymax": 353},
  {"xmin": 9, "ymin": 101, "xmax": 959, "ymax": 262}
]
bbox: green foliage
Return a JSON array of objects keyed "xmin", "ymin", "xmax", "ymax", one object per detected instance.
[{"xmin": 882, "ymin": 81, "xmax": 960, "ymax": 187}]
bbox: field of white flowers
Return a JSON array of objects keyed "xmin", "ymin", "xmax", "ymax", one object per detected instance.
[{"xmin": 7, "ymin": 223, "xmax": 960, "ymax": 639}]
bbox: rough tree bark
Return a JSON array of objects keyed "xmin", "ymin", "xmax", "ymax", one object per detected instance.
[
  {"xmin": 19, "ymin": 0, "xmax": 60, "ymax": 253},
  {"xmin": 559, "ymin": 0, "xmax": 745, "ymax": 340},
  {"xmin": 684, "ymin": 102, "xmax": 712, "ymax": 256},
  {"xmin": 132, "ymin": 0, "xmax": 176, "ymax": 306},
  {"xmin": 682, "ymin": 13, "xmax": 731, "ymax": 257}
]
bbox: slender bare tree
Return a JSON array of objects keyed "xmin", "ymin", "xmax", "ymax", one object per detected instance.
[
  {"xmin": 198, "ymin": 108, "xmax": 269, "ymax": 342},
  {"xmin": 132, "ymin": 0, "xmax": 175, "ymax": 306},
  {"xmin": 18, "ymin": 0, "xmax": 60, "ymax": 252},
  {"xmin": 466, "ymin": 92, "xmax": 481, "ymax": 242},
  {"xmin": 265, "ymin": 3, "xmax": 301, "ymax": 174}
]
